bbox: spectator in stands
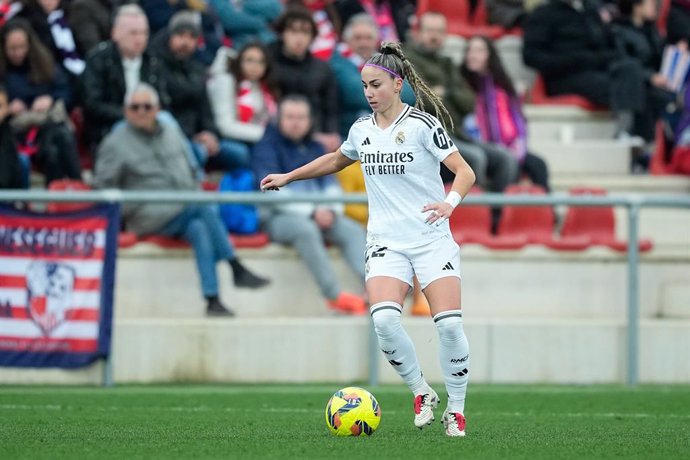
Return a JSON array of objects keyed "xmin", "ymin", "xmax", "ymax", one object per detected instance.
[
  {"xmin": 0, "ymin": 18, "xmax": 81, "ymax": 186},
  {"xmin": 667, "ymin": 0, "xmax": 690, "ymax": 45},
  {"xmin": 0, "ymin": 84, "xmax": 24, "ymax": 189},
  {"xmin": 207, "ymin": 42, "xmax": 278, "ymax": 145},
  {"xmin": 331, "ymin": 13, "xmax": 386, "ymax": 225},
  {"xmin": 523, "ymin": 0, "xmax": 654, "ymax": 141},
  {"xmin": 0, "ymin": 0, "xmax": 22, "ymax": 28},
  {"xmin": 209, "ymin": 0, "xmax": 283, "ymax": 48},
  {"xmin": 139, "ymin": 0, "xmax": 226, "ymax": 66},
  {"xmin": 486, "ymin": 0, "xmax": 529, "ymax": 29},
  {"xmin": 288, "ymin": 0, "xmax": 341, "ymax": 60},
  {"xmin": 66, "ymin": 0, "xmax": 114, "ymax": 57},
  {"xmin": 151, "ymin": 10, "xmax": 250, "ymax": 172},
  {"xmin": 461, "ymin": 35, "xmax": 551, "ymax": 191},
  {"xmin": 18, "ymin": 0, "xmax": 85, "ymax": 77},
  {"xmin": 95, "ymin": 83, "xmax": 270, "ymax": 317},
  {"xmin": 335, "ymin": 0, "xmax": 416, "ymax": 42},
  {"xmin": 330, "ymin": 13, "xmax": 415, "ymax": 137},
  {"xmin": 269, "ymin": 6, "xmax": 341, "ymax": 152},
  {"xmin": 612, "ymin": 0, "xmax": 677, "ymax": 143},
  {"xmin": 404, "ymin": 11, "xmax": 518, "ymax": 196},
  {"xmin": 81, "ymin": 4, "xmax": 168, "ymax": 149},
  {"xmin": 252, "ymin": 95, "xmax": 367, "ymax": 315}
]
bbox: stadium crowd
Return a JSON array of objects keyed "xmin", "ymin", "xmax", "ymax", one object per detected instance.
[{"xmin": 0, "ymin": 0, "xmax": 689, "ymax": 315}]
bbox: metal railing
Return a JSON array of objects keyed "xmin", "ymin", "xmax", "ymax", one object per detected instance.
[{"xmin": 1, "ymin": 189, "xmax": 689, "ymax": 387}]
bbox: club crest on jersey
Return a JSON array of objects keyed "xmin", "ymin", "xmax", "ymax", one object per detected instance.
[{"xmin": 395, "ymin": 131, "xmax": 405, "ymax": 145}]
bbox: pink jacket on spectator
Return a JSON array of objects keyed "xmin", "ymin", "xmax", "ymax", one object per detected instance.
[{"xmin": 474, "ymin": 76, "xmax": 528, "ymax": 163}]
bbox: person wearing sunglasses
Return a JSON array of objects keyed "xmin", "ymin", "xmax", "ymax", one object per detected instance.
[{"xmin": 94, "ymin": 83, "xmax": 270, "ymax": 318}]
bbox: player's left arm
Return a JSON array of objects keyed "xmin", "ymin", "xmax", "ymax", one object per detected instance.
[{"xmin": 423, "ymin": 151, "xmax": 476, "ymax": 225}]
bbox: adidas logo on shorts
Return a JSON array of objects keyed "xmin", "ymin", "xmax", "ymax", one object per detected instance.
[{"xmin": 442, "ymin": 262, "xmax": 454, "ymax": 271}]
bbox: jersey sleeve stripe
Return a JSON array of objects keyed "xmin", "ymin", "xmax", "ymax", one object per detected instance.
[
  {"xmin": 409, "ymin": 113, "xmax": 434, "ymax": 129},
  {"xmin": 411, "ymin": 108, "xmax": 437, "ymax": 125}
]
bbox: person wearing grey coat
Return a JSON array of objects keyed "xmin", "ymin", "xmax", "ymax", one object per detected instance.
[{"xmin": 94, "ymin": 83, "xmax": 269, "ymax": 317}]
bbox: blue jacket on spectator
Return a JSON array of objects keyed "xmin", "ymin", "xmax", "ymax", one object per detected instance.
[
  {"xmin": 209, "ymin": 0, "xmax": 282, "ymax": 48},
  {"xmin": 252, "ymin": 123, "xmax": 344, "ymax": 215}
]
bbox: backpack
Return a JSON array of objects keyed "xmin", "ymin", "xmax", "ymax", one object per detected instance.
[{"xmin": 218, "ymin": 168, "xmax": 259, "ymax": 234}]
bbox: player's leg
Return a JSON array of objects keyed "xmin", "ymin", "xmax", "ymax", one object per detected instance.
[
  {"xmin": 366, "ymin": 246, "xmax": 438, "ymax": 428},
  {"xmin": 415, "ymin": 237, "xmax": 468, "ymax": 436}
]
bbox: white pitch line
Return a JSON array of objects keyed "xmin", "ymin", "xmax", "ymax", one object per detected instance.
[{"xmin": 1, "ymin": 404, "xmax": 689, "ymax": 419}]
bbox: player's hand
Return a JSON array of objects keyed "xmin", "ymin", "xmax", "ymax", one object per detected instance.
[
  {"xmin": 260, "ymin": 173, "xmax": 290, "ymax": 191},
  {"xmin": 422, "ymin": 202, "xmax": 453, "ymax": 227}
]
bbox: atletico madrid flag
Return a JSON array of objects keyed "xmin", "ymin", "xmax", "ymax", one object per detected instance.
[{"xmin": 0, "ymin": 204, "xmax": 119, "ymax": 368}]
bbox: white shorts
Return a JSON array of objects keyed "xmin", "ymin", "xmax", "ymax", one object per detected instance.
[{"xmin": 365, "ymin": 235, "xmax": 461, "ymax": 289}]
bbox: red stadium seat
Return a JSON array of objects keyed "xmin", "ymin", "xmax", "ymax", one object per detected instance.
[
  {"xmin": 658, "ymin": 0, "xmax": 671, "ymax": 37},
  {"xmin": 528, "ymin": 75, "xmax": 606, "ymax": 111},
  {"xmin": 142, "ymin": 232, "xmax": 271, "ymax": 250},
  {"xmin": 498, "ymin": 184, "xmax": 591, "ymax": 250},
  {"xmin": 230, "ymin": 232, "xmax": 270, "ymax": 249},
  {"xmin": 649, "ymin": 121, "xmax": 674, "ymax": 175},
  {"xmin": 448, "ymin": 187, "xmax": 528, "ymax": 249},
  {"xmin": 561, "ymin": 188, "xmax": 653, "ymax": 252},
  {"xmin": 201, "ymin": 180, "xmax": 219, "ymax": 191},
  {"xmin": 118, "ymin": 232, "xmax": 139, "ymax": 248},
  {"xmin": 471, "ymin": 0, "xmax": 522, "ymax": 37},
  {"xmin": 46, "ymin": 179, "xmax": 94, "ymax": 213}
]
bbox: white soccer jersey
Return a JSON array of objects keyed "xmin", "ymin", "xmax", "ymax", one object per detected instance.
[{"xmin": 340, "ymin": 104, "xmax": 458, "ymax": 248}]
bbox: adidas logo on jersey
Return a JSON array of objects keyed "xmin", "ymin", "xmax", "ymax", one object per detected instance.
[
  {"xmin": 361, "ymin": 137, "xmax": 371, "ymax": 146},
  {"xmin": 442, "ymin": 262, "xmax": 454, "ymax": 271}
]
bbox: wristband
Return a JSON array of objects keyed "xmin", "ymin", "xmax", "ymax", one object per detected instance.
[{"xmin": 444, "ymin": 191, "xmax": 462, "ymax": 209}]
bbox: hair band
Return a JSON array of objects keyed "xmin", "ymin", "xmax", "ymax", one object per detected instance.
[{"xmin": 363, "ymin": 63, "xmax": 402, "ymax": 80}]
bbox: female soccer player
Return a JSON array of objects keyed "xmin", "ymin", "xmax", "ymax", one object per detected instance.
[{"xmin": 260, "ymin": 41, "xmax": 476, "ymax": 437}]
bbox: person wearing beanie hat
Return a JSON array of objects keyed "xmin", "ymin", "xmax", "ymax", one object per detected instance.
[
  {"xmin": 167, "ymin": 10, "xmax": 201, "ymax": 37},
  {"xmin": 152, "ymin": 9, "xmax": 252, "ymax": 176}
]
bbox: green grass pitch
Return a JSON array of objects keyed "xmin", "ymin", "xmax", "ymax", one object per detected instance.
[{"xmin": 1, "ymin": 384, "xmax": 689, "ymax": 459}]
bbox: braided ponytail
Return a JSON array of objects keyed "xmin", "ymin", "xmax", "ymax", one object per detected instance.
[{"xmin": 366, "ymin": 41, "xmax": 454, "ymax": 132}]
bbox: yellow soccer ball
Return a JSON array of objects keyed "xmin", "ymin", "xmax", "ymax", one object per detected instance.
[{"xmin": 325, "ymin": 387, "xmax": 381, "ymax": 436}]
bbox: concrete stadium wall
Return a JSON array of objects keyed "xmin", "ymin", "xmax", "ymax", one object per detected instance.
[{"xmin": 2, "ymin": 318, "xmax": 689, "ymax": 385}]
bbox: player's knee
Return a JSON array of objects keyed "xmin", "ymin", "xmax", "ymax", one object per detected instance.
[
  {"xmin": 370, "ymin": 302, "xmax": 403, "ymax": 338},
  {"xmin": 435, "ymin": 313, "xmax": 464, "ymax": 343}
]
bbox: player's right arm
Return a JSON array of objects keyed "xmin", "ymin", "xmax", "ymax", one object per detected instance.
[{"xmin": 260, "ymin": 149, "xmax": 356, "ymax": 191}]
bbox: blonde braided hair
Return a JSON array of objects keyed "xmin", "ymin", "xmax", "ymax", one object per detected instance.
[{"xmin": 365, "ymin": 41, "xmax": 454, "ymax": 132}]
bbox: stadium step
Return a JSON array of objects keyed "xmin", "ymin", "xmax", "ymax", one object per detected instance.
[
  {"xmin": 1, "ymin": 318, "xmax": 688, "ymax": 385},
  {"xmin": 528, "ymin": 140, "xmax": 632, "ymax": 175},
  {"xmin": 551, "ymin": 175, "xmax": 690, "ymax": 194},
  {"xmin": 529, "ymin": 120, "xmax": 617, "ymax": 141},
  {"xmin": 111, "ymin": 244, "xmax": 690, "ymax": 320}
]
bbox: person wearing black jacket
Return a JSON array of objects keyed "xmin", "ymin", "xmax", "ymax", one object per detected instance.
[
  {"xmin": 0, "ymin": 84, "xmax": 23, "ymax": 190},
  {"xmin": 612, "ymin": 0, "xmax": 676, "ymax": 141},
  {"xmin": 335, "ymin": 0, "xmax": 416, "ymax": 42},
  {"xmin": 269, "ymin": 6, "xmax": 341, "ymax": 152},
  {"xmin": 80, "ymin": 4, "xmax": 168, "ymax": 150},
  {"xmin": 523, "ymin": 0, "xmax": 648, "ymax": 139},
  {"xmin": 667, "ymin": 0, "xmax": 690, "ymax": 45},
  {"xmin": 151, "ymin": 10, "xmax": 250, "ymax": 172}
]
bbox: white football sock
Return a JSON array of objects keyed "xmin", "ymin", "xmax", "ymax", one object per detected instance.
[
  {"xmin": 370, "ymin": 302, "xmax": 429, "ymax": 395},
  {"xmin": 434, "ymin": 309, "xmax": 469, "ymax": 414}
]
